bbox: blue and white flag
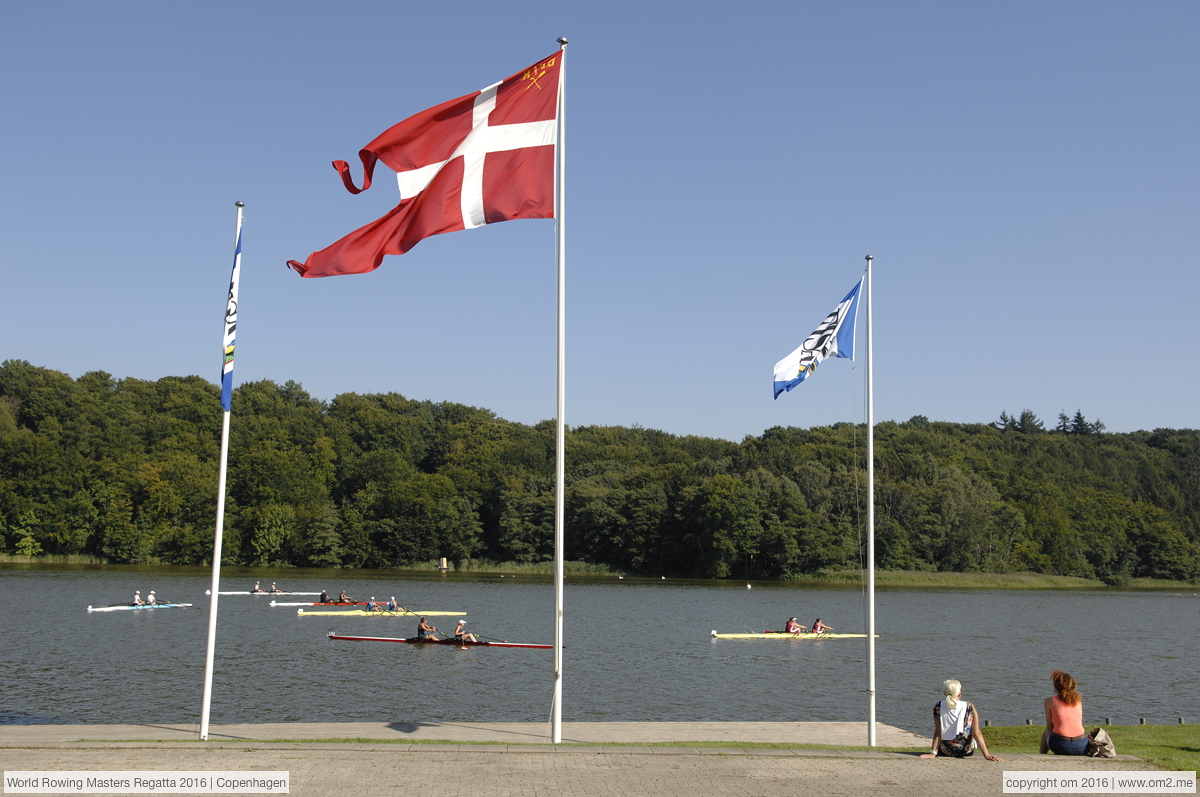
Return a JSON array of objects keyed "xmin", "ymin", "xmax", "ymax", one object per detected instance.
[
  {"xmin": 773, "ymin": 277, "xmax": 863, "ymax": 399},
  {"xmin": 219, "ymin": 226, "xmax": 242, "ymax": 412}
]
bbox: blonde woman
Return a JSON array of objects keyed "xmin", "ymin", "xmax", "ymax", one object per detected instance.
[{"xmin": 920, "ymin": 680, "xmax": 1003, "ymax": 761}]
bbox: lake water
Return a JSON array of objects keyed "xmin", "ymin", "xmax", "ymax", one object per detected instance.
[{"xmin": 0, "ymin": 564, "xmax": 1196, "ymax": 736}]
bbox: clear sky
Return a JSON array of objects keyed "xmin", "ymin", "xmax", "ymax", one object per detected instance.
[{"xmin": 2, "ymin": 2, "xmax": 1196, "ymax": 441}]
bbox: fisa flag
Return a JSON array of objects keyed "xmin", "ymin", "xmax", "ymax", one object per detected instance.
[
  {"xmin": 773, "ymin": 277, "xmax": 863, "ymax": 399},
  {"xmin": 219, "ymin": 227, "xmax": 242, "ymax": 412}
]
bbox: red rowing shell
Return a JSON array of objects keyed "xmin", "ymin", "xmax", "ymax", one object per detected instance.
[{"xmin": 327, "ymin": 633, "xmax": 552, "ymax": 650}]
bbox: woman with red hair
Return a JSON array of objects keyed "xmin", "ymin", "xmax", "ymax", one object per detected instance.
[{"xmin": 1041, "ymin": 670, "xmax": 1088, "ymax": 755}]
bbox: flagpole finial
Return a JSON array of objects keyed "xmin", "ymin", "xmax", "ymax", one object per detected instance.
[
  {"xmin": 557, "ymin": 37, "xmax": 568, "ymax": 45},
  {"xmin": 235, "ymin": 201, "xmax": 244, "ymax": 207},
  {"xmin": 865, "ymin": 255, "xmax": 873, "ymax": 262}
]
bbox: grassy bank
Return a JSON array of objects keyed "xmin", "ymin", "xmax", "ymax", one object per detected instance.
[
  {"xmin": 191, "ymin": 738, "xmax": 921, "ymax": 752},
  {"xmin": 2, "ymin": 557, "xmax": 1194, "ymax": 590},
  {"xmin": 0, "ymin": 553, "xmax": 109, "ymax": 564},
  {"xmin": 791, "ymin": 570, "xmax": 1198, "ymax": 590},
  {"xmin": 983, "ymin": 724, "xmax": 1200, "ymax": 771}
]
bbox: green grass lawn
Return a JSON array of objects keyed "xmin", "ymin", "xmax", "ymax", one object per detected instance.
[
  {"xmin": 92, "ymin": 726, "xmax": 1199, "ymax": 770},
  {"xmin": 982, "ymin": 724, "xmax": 1200, "ymax": 771}
]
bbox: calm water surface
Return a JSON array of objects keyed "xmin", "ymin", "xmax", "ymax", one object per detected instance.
[{"xmin": 1, "ymin": 564, "xmax": 1196, "ymax": 735}]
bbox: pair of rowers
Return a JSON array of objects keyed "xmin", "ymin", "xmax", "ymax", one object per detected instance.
[
  {"xmin": 317, "ymin": 590, "xmax": 364, "ymax": 605},
  {"xmin": 784, "ymin": 617, "xmax": 834, "ymax": 635},
  {"xmin": 365, "ymin": 597, "xmax": 400, "ymax": 612},
  {"xmin": 416, "ymin": 618, "xmax": 477, "ymax": 645}
]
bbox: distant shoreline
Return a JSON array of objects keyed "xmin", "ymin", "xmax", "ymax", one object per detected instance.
[
  {"xmin": 786, "ymin": 569, "xmax": 1197, "ymax": 591},
  {"xmin": 2, "ymin": 556, "xmax": 1195, "ymax": 591}
]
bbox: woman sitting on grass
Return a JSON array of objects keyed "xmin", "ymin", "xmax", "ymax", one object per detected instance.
[
  {"xmin": 1040, "ymin": 669, "xmax": 1087, "ymax": 755},
  {"xmin": 920, "ymin": 679, "xmax": 1003, "ymax": 761}
]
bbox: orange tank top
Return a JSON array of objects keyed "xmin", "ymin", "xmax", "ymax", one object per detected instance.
[{"xmin": 1050, "ymin": 695, "xmax": 1084, "ymax": 737}]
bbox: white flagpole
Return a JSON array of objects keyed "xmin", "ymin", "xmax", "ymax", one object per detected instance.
[
  {"xmin": 551, "ymin": 37, "xmax": 568, "ymax": 746},
  {"xmin": 865, "ymin": 254, "xmax": 876, "ymax": 747},
  {"xmin": 200, "ymin": 201, "xmax": 243, "ymax": 741}
]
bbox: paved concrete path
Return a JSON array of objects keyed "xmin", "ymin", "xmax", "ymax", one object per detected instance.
[
  {"xmin": 0, "ymin": 743, "xmax": 1156, "ymax": 797},
  {"xmin": 0, "ymin": 721, "xmax": 929, "ymax": 746}
]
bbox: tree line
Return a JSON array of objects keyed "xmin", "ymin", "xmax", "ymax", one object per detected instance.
[{"xmin": 0, "ymin": 360, "xmax": 1196, "ymax": 583}]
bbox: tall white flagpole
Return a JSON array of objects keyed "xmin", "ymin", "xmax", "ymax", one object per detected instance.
[
  {"xmin": 865, "ymin": 254, "xmax": 876, "ymax": 747},
  {"xmin": 551, "ymin": 36, "xmax": 568, "ymax": 746},
  {"xmin": 200, "ymin": 201, "xmax": 243, "ymax": 741}
]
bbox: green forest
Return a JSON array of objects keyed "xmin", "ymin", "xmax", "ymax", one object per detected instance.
[{"xmin": 1, "ymin": 359, "xmax": 1197, "ymax": 583}]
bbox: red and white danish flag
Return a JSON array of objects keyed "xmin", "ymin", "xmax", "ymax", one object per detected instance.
[{"xmin": 288, "ymin": 53, "xmax": 561, "ymax": 278}]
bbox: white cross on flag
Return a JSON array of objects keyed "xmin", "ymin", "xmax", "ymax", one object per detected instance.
[{"xmin": 288, "ymin": 52, "xmax": 561, "ymax": 278}]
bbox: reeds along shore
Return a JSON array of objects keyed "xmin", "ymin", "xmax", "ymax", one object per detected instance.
[
  {"xmin": 782, "ymin": 570, "xmax": 1198, "ymax": 590},
  {"xmin": 2, "ymin": 556, "xmax": 1195, "ymax": 591}
]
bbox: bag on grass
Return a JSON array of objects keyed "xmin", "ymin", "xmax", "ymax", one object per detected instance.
[{"xmin": 1086, "ymin": 727, "xmax": 1116, "ymax": 758}]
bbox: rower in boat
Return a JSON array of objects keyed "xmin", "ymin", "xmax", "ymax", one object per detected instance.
[
  {"xmin": 251, "ymin": 582, "xmax": 265, "ymax": 593},
  {"xmin": 453, "ymin": 620, "xmax": 477, "ymax": 645},
  {"xmin": 385, "ymin": 597, "xmax": 399, "ymax": 612},
  {"xmin": 812, "ymin": 618, "xmax": 834, "ymax": 636},
  {"xmin": 147, "ymin": 591, "xmax": 157, "ymax": 605},
  {"xmin": 318, "ymin": 589, "xmax": 333, "ymax": 604},
  {"xmin": 416, "ymin": 617, "xmax": 439, "ymax": 642},
  {"xmin": 131, "ymin": 590, "xmax": 144, "ymax": 606},
  {"xmin": 784, "ymin": 617, "xmax": 808, "ymax": 634},
  {"xmin": 338, "ymin": 590, "xmax": 353, "ymax": 603},
  {"xmin": 366, "ymin": 597, "xmax": 382, "ymax": 612},
  {"xmin": 270, "ymin": 582, "xmax": 283, "ymax": 593}
]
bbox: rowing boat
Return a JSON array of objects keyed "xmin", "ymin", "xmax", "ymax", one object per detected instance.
[
  {"xmin": 297, "ymin": 609, "xmax": 466, "ymax": 617},
  {"xmin": 206, "ymin": 590, "xmax": 320, "ymax": 596},
  {"xmin": 710, "ymin": 630, "xmax": 876, "ymax": 639},
  {"xmin": 270, "ymin": 601, "xmax": 373, "ymax": 607},
  {"xmin": 87, "ymin": 603, "xmax": 193, "ymax": 613},
  {"xmin": 328, "ymin": 633, "xmax": 551, "ymax": 650}
]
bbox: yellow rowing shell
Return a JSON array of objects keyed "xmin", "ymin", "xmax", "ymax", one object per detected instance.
[
  {"xmin": 297, "ymin": 609, "xmax": 467, "ymax": 617},
  {"xmin": 711, "ymin": 631, "xmax": 876, "ymax": 639}
]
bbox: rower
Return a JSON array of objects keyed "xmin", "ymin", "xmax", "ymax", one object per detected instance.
[
  {"xmin": 385, "ymin": 597, "xmax": 399, "ymax": 612},
  {"xmin": 784, "ymin": 617, "xmax": 807, "ymax": 634},
  {"xmin": 416, "ymin": 617, "xmax": 439, "ymax": 642},
  {"xmin": 811, "ymin": 618, "xmax": 834, "ymax": 635},
  {"xmin": 318, "ymin": 589, "xmax": 333, "ymax": 604},
  {"xmin": 338, "ymin": 590, "xmax": 352, "ymax": 604},
  {"xmin": 366, "ymin": 596, "xmax": 381, "ymax": 612},
  {"xmin": 251, "ymin": 582, "xmax": 265, "ymax": 593},
  {"xmin": 453, "ymin": 620, "xmax": 477, "ymax": 645},
  {"xmin": 131, "ymin": 590, "xmax": 144, "ymax": 606},
  {"xmin": 270, "ymin": 582, "xmax": 283, "ymax": 593},
  {"xmin": 147, "ymin": 591, "xmax": 157, "ymax": 605}
]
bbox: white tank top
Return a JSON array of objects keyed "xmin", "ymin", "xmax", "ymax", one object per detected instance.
[{"xmin": 939, "ymin": 700, "xmax": 969, "ymax": 739}]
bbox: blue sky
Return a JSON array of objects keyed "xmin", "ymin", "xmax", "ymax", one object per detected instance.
[{"xmin": 2, "ymin": 2, "xmax": 1196, "ymax": 441}]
